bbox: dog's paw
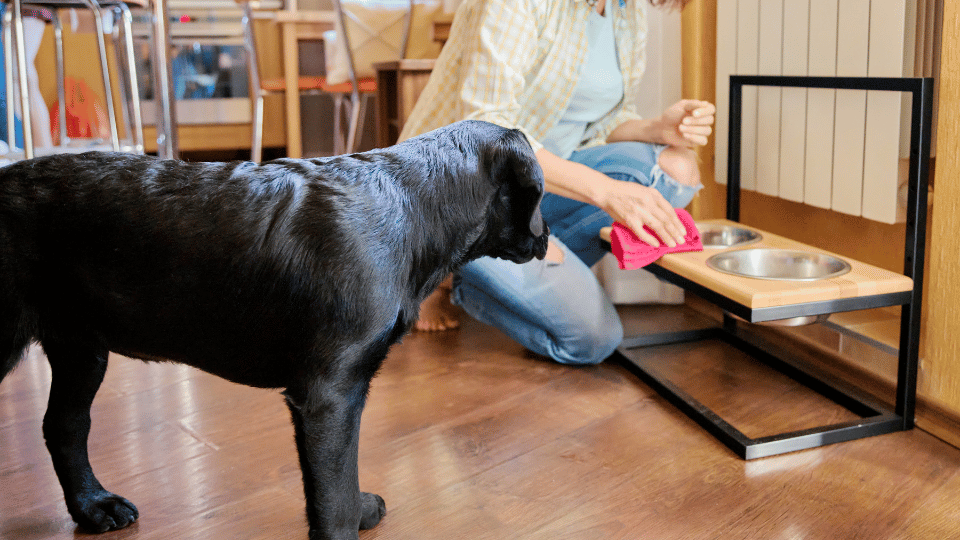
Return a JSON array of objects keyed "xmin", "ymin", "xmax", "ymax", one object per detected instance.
[
  {"xmin": 69, "ymin": 491, "xmax": 139, "ymax": 533},
  {"xmin": 358, "ymin": 492, "xmax": 386, "ymax": 530}
]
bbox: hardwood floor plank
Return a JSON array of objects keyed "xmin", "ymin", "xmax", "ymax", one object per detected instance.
[
  {"xmin": 894, "ymin": 466, "xmax": 960, "ymax": 538},
  {"xmin": 712, "ymin": 430, "xmax": 960, "ymax": 539},
  {"xmin": 357, "ymin": 365, "xmax": 654, "ymax": 505},
  {"xmin": 363, "ymin": 399, "xmax": 734, "ymax": 540},
  {"xmin": 621, "ymin": 339, "xmax": 861, "ymax": 438},
  {"xmin": 3, "ymin": 309, "xmax": 960, "ymax": 540}
]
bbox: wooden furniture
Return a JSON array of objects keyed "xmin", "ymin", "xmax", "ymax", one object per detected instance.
[
  {"xmin": 267, "ymin": 1, "xmax": 415, "ymax": 159},
  {"xmin": 431, "ymin": 13, "xmax": 451, "ymax": 44},
  {"xmin": 373, "ymin": 58, "xmax": 434, "ymax": 148},
  {"xmin": 644, "ymin": 220, "xmax": 914, "ymax": 312},
  {"xmin": 615, "ymin": 75, "xmax": 934, "ymax": 460},
  {"xmin": 240, "ymin": 3, "xmax": 334, "ymax": 161},
  {"xmin": 272, "ymin": 9, "xmax": 335, "ymax": 159},
  {"xmin": 325, "ymin": 0, "xmax": 413, "ymax": 154}
]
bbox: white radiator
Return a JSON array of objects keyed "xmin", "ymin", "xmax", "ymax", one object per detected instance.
[{"xmin": 715, "ymin": 0, "xmax": 939, "ymax": 224}]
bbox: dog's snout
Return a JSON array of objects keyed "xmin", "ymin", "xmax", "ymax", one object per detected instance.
[
  {"xmin": 533, "ymin": 233, "xmax": 549, "ymax": 260},
  {"xmin": 529, "ymin": 206, "xmax": 544, "ymax": 237}
]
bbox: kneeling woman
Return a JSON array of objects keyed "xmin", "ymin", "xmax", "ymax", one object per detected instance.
[{"xmin": 402, "ymin": 0, "xmax": 714, "ymax": 365}]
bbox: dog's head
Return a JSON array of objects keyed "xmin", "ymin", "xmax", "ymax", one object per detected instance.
[
  {"xmin": 398, "ymin": 120, "xmax": 549, "ymax": 267},
  {"xmin": 467, "ymin": 121, "xmax": 550, "ymax": 264}
]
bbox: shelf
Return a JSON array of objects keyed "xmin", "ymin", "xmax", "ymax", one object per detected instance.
[
  {"xmin": 612, "ymin": 75, "xmax": 933, "ymax": 460},
  {"xmin": 645, "ymin": 220, "xmax": 914, "ymax": 324}
]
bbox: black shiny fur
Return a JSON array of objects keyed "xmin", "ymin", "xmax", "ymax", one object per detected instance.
[{"xmin": 0, "ymin": 120, "xmax": 548, "ymax": 540}]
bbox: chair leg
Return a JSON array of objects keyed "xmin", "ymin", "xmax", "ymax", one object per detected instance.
[
  {"xmin": 251, "ymin": 93, "xmax": 264, "ymax": 163},
  {"xmin": 113, "ymin": 3, "xmax": 143, "ymax": 153},
  {"xmin": 81, "ymin": 0, "xmax": 120, "ymax": 151},
  {"xmin": 10, "ymin": 0, "xmax": 33, "ymax": 158},
  {"xmin": 355, "ymin": 93, "xmax": 371, "ymax": 152},
  {"xmin": 121, "ymin": 4, "xmax": 144, "ymax": 153},
  {"xmin": 345, "ymin": 92, "xmax": 362, "ymax": 154},
  {"xmin": 149, "ymin": 0, "xmax": 178, "ymax": 158},
  {"xmin": 109, "ymin": 9, "xmax": 133, "ymax": 149},
  {"xmin": 2, "ymin": 9, "xmax": 15, "ymax": 150},
  {"xmin": 333, "ymin": 94, "xmax": 345, "ymax": 155},
  {"xmin": 51, "ymin": 11, "xmax": 69, "ymax": 147},
  {"xmin": 241, "ymin": 1, "xmax": 264, "ymax": 162}
]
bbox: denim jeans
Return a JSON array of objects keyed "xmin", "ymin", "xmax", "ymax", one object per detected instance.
[{"xmin": 452, "ymin": 141, "xmax": 703, "ymax": 365}]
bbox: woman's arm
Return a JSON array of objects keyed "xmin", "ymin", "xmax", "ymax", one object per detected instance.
[
  {"xmin": 544, "ymin": 99, "xmax": 713, "ymax": 247},
  {"xmin": 536, "ymin": 148, "xmax": 687, "ymax": 247}
]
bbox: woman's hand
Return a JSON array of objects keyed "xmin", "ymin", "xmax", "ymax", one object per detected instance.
[
  {"xmin": 536, "ymin": 149, "xmax": 687, "ymax": 248},
  {"xmin": 607, "ymin": 100, "xmax": 716, "ymax": 149},
  {"xmin": 596, "ymin": 180, "xmax": 686, "ymax": 248},
  {"xmin": 659, "ymin": 100, "xmax": 716, "ymax": 148}
]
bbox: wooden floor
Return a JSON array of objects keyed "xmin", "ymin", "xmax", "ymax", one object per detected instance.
[{"xmin": 3, "ymin": 304, "xmax": 960, "ymax": 539}]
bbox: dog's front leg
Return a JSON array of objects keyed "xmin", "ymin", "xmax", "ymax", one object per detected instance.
[
  {"xmin": 284, "ymin": 382, "xmax": 385, "ymax": 540},
  {"xmin": 41, "ymin": 340, "xmax": 139, "ymax": 532}
]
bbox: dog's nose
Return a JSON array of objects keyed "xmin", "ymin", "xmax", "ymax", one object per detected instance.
[
  {"xmin": 529, "ymin": 207, "xmax": 544, "ymax": 236},
  {"xmin": 533, "ymin": 233, "xmax": 549, "ymax": 260}
]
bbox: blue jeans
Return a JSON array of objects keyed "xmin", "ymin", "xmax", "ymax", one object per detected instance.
[{"xmin": 452, "ymin": 141, "xmax": 702, "ymax": 365}]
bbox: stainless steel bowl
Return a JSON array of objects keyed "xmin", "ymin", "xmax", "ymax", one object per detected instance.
[
  {"xmin": 727, "ymin": 311, "xmax": 830, "ymax": 327},
  {"xmin": 706, "ymin": 248, "xmax": 851, "ymax": 281},
  {"xmin": 698, "ymin": 224, "xmax": 762, "ymax": 249}
]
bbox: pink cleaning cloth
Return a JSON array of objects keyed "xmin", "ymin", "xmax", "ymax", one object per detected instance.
[{"xmin": 609, "ymin": 208, "xmax": 702, "ymax": 270}]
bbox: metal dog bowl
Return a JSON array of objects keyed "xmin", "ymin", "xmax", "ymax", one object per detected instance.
[
  {"xmin": 706, "ymin": 248, "xmax": 852, "ymax": 281},
  {"xmin": 727, "ymin": 311, "xmax": 831, "ymax": 327},
  {"xmin": 698, "ymin": 223, "xmax": 762, "ymax": 249}
]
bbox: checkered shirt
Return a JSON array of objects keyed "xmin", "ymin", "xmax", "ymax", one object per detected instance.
[{"xmin": 398, "ymin": 0, "xmax": 648, "ymax": 153}]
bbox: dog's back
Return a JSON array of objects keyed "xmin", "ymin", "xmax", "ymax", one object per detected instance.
[
  {"xmin": 0, "ymin": 152, "xmax": 393, "ymax": 387},
  {"xmin": 0, "ymin": 148, "xmax": 484, "ymax": 387}
]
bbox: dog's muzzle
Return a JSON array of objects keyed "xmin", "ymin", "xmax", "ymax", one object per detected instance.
[
  {"xmin": 529, "ymin": 205, "xmax": 544, "ymax": 237},
  {"xmin": 532, "ymin": 230, "xmax": 549, "ymax": 260},
  {"xmin": 498, "ymin": 223, "xmax": 549, "ymax": 264},
  {"xmin": 528, "ymin": 196, "xmax": 548, "ymax": 260}
]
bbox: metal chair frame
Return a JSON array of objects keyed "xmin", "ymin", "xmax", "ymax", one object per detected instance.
[
  {"xmin": 333, "ymin": 0, "xmax": 412, "ymax": 154},
  {"xmin": 2, "ymin": 0, "xmax": 145, "ymax": 158},
  {"xmin": 240, "ymin": 0, "xmax": 275, "ymax": 162},
  {"xmin": 241, "ymin": 0, "xmax": 412, "ymax": 161}
]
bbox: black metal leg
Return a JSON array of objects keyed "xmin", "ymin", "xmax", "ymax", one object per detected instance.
[
  {"xmin": 615, "ymin": 323, "xmax": 903, "ymax": 460},
  {"xmin": 610, "ymin": 75, "xmax": 931, "ymax": 460},
  {"xmin": 620, "ymin": 327, "xmax": 722, "ymax": 349}
]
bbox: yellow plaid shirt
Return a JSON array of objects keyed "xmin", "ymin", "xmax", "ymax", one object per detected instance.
[{"xmin": 399, "ymin": 0, "xmax": 648, "ymax": 153}]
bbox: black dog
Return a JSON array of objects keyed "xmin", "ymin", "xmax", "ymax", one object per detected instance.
[{"xmin": 0, "ymin": 120, "xmax": 548, "ymax": 539}]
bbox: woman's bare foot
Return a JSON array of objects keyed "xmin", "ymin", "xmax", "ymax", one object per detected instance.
[{"xmin": 415, "ymin": 277, "xmax": 461, "ymax": 332}]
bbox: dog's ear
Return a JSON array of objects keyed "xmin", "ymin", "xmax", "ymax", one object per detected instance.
[{"xmin": 492, "ymin": 129, "xmax": 546, "ymax": 238}]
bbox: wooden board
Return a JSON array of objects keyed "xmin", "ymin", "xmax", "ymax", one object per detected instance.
[{"xmin": 603, "ymin": 220, "xmax": 913, "ymax": 310}]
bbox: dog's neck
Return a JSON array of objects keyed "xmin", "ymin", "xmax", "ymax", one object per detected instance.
[
  {"xmin": 394, "ymin": 164, "xmax": 495, "ymax": 304},
  {"xmin": 404, "ymin": 196, "xmax": 490, "ymax": 303}
]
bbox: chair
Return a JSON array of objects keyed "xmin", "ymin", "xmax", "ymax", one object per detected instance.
[
  {"xmin": 2, "ymin": 0, "xmax": 146, "ymax": 159},
  {"xmin": 240, "ymin": 0, "xmax": 324, "ymax": 163},
  {"xmin": 241, "ymin": 0, "xmax": 412, "ymax": 162},
  {"xmin": 327, "ymin": 0, "xmax": 412, "ymax": 155}
]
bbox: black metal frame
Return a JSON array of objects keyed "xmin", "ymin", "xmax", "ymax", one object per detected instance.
[{"xmin": 613, "ymin": 75, "xmax": 934, "ymax": 460}]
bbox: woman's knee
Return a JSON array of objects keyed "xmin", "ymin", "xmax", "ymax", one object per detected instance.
[
  {"xmin": 658, "ymin": 146, "xmax": 701, "ymax": 187},
  {"xmin": 548, "ymin": 316, "xmax": 623, "ymax": 366}
]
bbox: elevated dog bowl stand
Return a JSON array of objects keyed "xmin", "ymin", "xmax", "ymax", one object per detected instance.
[{"xmin": 612, "ymin": 76, "xmax": 934, "ymax": 460}]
